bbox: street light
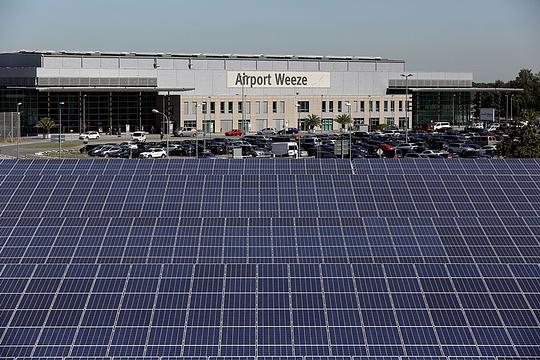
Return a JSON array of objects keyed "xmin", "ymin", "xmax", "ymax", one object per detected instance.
[
  {"xmin": 16, "ymin": 102, "xmax": 22, "ymax": 159},
  {"xmin": 152, "ymin": 108, "xmax": 170, "ymax": 157},
  {"xmin": 82, "ymin": 94, "xmax": 86, "ymax": 133},
  {"xmin": 295, "ymin": 103, "xmax": 301, "ymax": 158},
  {"xmin": 452, "ymin": 94, "xmax": 456, "ymax": 127},
  {"xmin": 400, "ymin": 73, "xmax": 413, "ymax": 143},
  {"xmin": 59, "ymin": 102, "xmax": 64, "ymax": 159},
  {"xmin": 345, "ymin": 102, "xmax": 352, "ymax": 161}
]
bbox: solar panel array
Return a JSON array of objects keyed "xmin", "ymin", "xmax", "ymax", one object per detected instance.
[{"xmin": 0, "ymin": 158, "xmax": 539, "ymax": 360}]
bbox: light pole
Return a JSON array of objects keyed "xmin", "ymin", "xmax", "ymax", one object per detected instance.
[
  {"xmin": 241, "ymin": 83, "xmax": 246, "ymax": 133},
  {"xmin": 505, "ymin": 93, "xmax": 509, "ymax": 123},
  {"xmin": 400, "ymin": 73, "xmax": 413, "ymax": 143},
  {"xmin": 59, "ymin": 102, "xmax": 64, "ymax": 159},
  {"xmin": 82, "ymin": 94, "xmax": 86, "ymax": 133},
  {"xmin": 16, "ymin": 102, "xmax": 22, "ymax": 159},
  {"xmin": 345, "ymin": 102, "xmax": 352, "ymax": 161},
  {"xmin": 152, "ymin": 109, "xmax": 170, "ymax": 157},
  {"xmin": 452, "ymin": 94, "xmax": 455, "ymax": 126},
  {"xmin": 295, "ymin": 103, "xmax": 300, "ymax": 158},
  {"xmin": 510, "ymin": 94, "xmax": 513, "ymax": 122}
]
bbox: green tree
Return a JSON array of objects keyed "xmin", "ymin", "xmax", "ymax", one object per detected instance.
[
  {"xmin": 35, "ymin": 117, "xmax": 56, "ymax": 138},
  {"xmin": 378, "ymin": 123, "xmax": 387, "ymax": 131},
  {"xmin": 304, "ymin": 114, "xmax": 321, "ymax": 131},
  {"xmin": 497, "ymin": 109, "xmax": 540, "ymax": 158},
  {"xmin": 334, "ymin": 113, "xmax": 352, "ymax": 130}
]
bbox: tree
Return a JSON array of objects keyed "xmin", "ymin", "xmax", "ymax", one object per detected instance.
[
  {"xmin": 35, "ymin": 117, "xmax": 56, "ymax": 138},
  {"xmin": 497, "ymin": 109, "xmax": 540, "ymax": 158},
  {"xmin": 334, "ymin": 113, "xmax": 351, "ymax": 129},
  {"xmin": 304, "ymin": 114, "xmax": 321, "ymax": 131}
]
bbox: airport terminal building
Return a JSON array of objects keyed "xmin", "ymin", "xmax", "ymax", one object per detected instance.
[{"xmin": 0, "ymin": 50, "xmax": 475, "ymax": 136}]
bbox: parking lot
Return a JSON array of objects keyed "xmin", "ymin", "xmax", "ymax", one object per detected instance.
[{"xmin": 1, "ymin": 125, "xmax": 507, "ymax": 159}]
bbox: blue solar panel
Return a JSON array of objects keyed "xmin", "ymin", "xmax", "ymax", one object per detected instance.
[{"xmin": 0, "ymin": 159, "xmax": 539, "ymax": 360}]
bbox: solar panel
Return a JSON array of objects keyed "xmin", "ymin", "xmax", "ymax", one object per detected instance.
[{"xmin": 0, "ymin": 158, "xmax": 539, "ymax": 359}]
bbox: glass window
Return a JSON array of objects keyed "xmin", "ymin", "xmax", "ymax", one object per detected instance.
[
  {"xmin": 360, "ymin": 101, "xmax": 365, "ymax": 112},
  {"xmin": 279, "ymin": 101, "xmax": 285, "ymax": 113},
  {"xmin": 375, "ymin": 101, "xmax": 380, "ymax": 112},
  {"xmin": 322, "ymin": 101, "xmax": 326, "ymax": 113},
  {"xmin": 338, "ymin": 101, "xmax": 343, "ymax": 112},
  {"xmin": 245, "ymin": 101, "xmax": 251, "ymax": 114},
  {"xmin": 386, "ymin": 117, "xmax": 395, "ymax": 127},
  {"xmin": 238, "ymin": 102, "xmax": 243, "ymax": 114},
  {"xmin": 184, "ymin": 120, "xmax": 196, "ymax": 128},
  {"xmin": 210, "ymin": 102, "xmax": 215, "ymax": 114},
  {"xmin": 184, "ymin": 101, "xmax": 190, "ymax": 115},
  {"xmin": 262, "ymin": 101, "xmax": 268, "ymax": 114},
  {"xmin": 399, "ymin": 101, "xmax": 404, "ymax": 111},
  {"xmin": 228, "ymin": 101, "xmax": 233, "ymax": 114},
  {"xmin": 391, "ymin": 101, "xmax": 395, "ymax": 112},
  {"xmin": 220, "ymin": 101, "xmax": 225, "ymax": 114},
  {"xmin": 272, "ymin": 101, "xmax": 277, "ymax": 113},
  {"xmin": 384, "ymin": 101, "xmax": 389, "ymax": 112},
  {"xmin": 328, "ymin": 101, "xmax": 334, "ymax": 112},
  {"xmin": 297, "ymin": 101, "xmax": 309, "ymax": 112},
  {"xmin": 369, "ymin": 101, "xmax": 374, "ymax": 112}
]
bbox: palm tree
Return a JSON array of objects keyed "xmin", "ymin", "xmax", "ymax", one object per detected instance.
[
  {"xmin": 334, "ymin": 113, "xmax": 352, "ymax": 130},
  {"xmin": 35, "ymin": 117, "xmax": 56, "ymax": 138},
  {"xmin": 304, "ymin": 114, "xmax": 321, "ymax": 131}
]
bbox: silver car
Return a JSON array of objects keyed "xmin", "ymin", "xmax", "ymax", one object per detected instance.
[{"xmin": 174, "ymin": 127, "xmax": 198, "ymax": 137}]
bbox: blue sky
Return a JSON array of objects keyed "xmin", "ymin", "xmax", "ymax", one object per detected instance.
[{"xmin": 1, "ymin": 0, "xmax": 539, "ymax": 82}]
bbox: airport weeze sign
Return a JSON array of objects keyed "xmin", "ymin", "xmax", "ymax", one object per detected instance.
[{"xmin": 227, "ymin": 71, "xmax": 330, "ymax": 88}]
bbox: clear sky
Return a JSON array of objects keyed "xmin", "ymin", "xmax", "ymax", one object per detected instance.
[{"xmin": 1, "ymin": 0, "xmax": 538, "ymax": 82}]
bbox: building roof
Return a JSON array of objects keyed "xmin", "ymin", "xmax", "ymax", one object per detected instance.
[{"xmin": 4, "ymin": 50, "xmax": 405, "ymax": 63}]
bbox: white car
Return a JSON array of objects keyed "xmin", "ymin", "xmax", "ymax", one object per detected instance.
[
  {"xmin": 131, "ymin": 131, "xmax": 147, "ymax": 143},
  {"xmin": 396, "ymin": 143, "xmax": 418, "ymax": 151},
  {"xmin": 479, "ymin": 144, "xmax": 497, "ymax": 156},
  {"xmin": 140, "ymin": 148, "xmax": 167, "ymax": 158},
  {"xmin": 79, "ymin": 131, "xmax": 100, "ymax": 140},
  {"xmin": 487, "ymin": 123, "xmax": 500, "ymax": 132},
  {"xmin": 434, "ymin": 122, "xmax": 451, "ymax": 131}
]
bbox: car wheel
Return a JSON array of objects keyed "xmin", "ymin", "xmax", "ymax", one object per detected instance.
[{"xmin": 161, "ymin": 154, "xmax": 166, "ymax": 158}]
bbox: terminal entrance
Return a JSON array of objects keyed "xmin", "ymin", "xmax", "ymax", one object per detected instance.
[{"xmin": 238, "ymin": 119, "xmax": 250, "ymax": 133}]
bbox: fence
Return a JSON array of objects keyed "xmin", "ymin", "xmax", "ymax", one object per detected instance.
[{"xmin": 0, "ymin": 112, "xmax": 20, "ymax": 142}]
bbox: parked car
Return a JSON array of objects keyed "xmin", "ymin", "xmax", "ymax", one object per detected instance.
[
  {"xmin": 225, "ymin": 129, "xmax": 244, "ymax": 136},
  {"xmin": 140, "ymin": 148, "xmax": 167, "ymax": 158},
  {"xmin": 79, "ymin": 144, "xmax": 102, "ymax": 154},
  {"xmin": 79, "ymin": 131, "xmax": 100, "ymax": 140},
  {"xmin": 278, "ymin": 127, "xmax": 299, "ymax": 135},
  {"xmin": 131, "ymin": 131, "xmax": 147, "ymax": 143},
  {"xmin": 434, "ymin": 122, "xmax": 452, "ymax": 131},
  {"xmin": 257, "ymin": 128, "xmax": 277, "ymax": 136},
  {"xmin": 444, "ymin": 142, "xmax": 470, "ymax": 154},
  {"xmin": 479, "ymin": 144, "xmax": 497, "ymax": 156},
  {"xmin": 174, "ymin": 127, "xmax": 199, "ymax": 137}
]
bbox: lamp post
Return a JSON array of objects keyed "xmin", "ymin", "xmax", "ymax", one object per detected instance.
[
  {"xmin": 510, "ymin": 94, "xmax": 513, "ymax": 122},
  {"xmin": 152, "ymin": 109, "xmax": 170, "ymax": 157},
  {"xmin": 400, "ymin": 73, "xmax": 413, "ymax": 143},
  {"xmin": 345, "ymin": 102, "xmax": 352, "ymax": 161},
  {"xmin": 16, "ymin": 102, "xmax": 22, "ymax": 159},
  {"xmin": 505, "ymin": 93, "xmax": 509, "ymax": 123},
  {"xmin": 295, "ymin": 103, "xmax": 300, "ymax": 158},
  {"xmin": 452, "ymin": 94, "xmax": 455, "ymax": 127},
  {"xmin": 59, "ymin": 102, "xmax": 64, "ymax": 159},
  {"xmin": 82, "ymin": 94, "xmax": 86, "ymax": 133}
]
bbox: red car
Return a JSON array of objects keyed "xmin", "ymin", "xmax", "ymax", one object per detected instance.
[{"xmin": 225, "ymin": 129, "xmax": 244, "ymax": 136}]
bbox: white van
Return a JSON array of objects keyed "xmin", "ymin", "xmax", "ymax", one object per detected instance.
[
  {"xmin": 434, "ymin": 122, "xmax": 451, "ymax": 131},
  {"xmin": 131, "ymin": 131, "xmax": 146, "ymax": 143},
  {"xmin": 272, "ymin": 142, "xmax": 299, "ymax": 157}
]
